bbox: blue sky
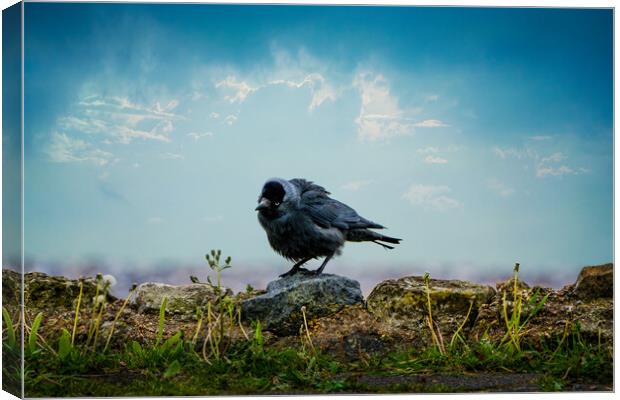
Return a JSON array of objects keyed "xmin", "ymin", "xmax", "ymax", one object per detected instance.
[{"xmin": 20, "ymin": 4, "xmax": 612, "ymax": 290}]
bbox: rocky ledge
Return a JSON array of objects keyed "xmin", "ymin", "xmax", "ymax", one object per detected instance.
[{"xmin": 1, "ymin": 263, "xmax": 613, "ymax": 359}]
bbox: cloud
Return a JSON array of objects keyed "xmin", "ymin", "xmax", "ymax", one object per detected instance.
[
  {"xmin": 536, "ymin": 165, "xmax": 580, "ymax": 178},
  {"xmin": 417, "ymin": 147, "xmax": 439, "ymax": 154},
  {"xmin": 215, "ymin": 76, "xmax": 257, "ymax": 104},
  {"xmin": 341, "ymin": 180, "xmax": 372, "ymax": 191},
  {"xmin": 147, "ymin": 217, "xmax": 163, "ymax": 224},
  {"xmin": 493, "ymin": 144, "xmax": 587, "ymax": 179},
  {"xmin": 402, "ymin": 184, "xmax": 462, "ymax": 211},
  {"xmin": 52, "ymin": 94, "xmax": 181, "ymax": 152},
  {"xmin": 269, "ymin": 73, "xmax": 337, "ymax": 111},
  {"xmin": 161, "ymin": 152, "xmax": 184, "ymax": 160},
  {"xmin": 540, "ymin": 152, "xmax": 566, "ymax": 164},
  {"xmin": 187, "ymin": 132, "xmax": 213, "ymax": 141},
  {"xmin": 488, "ymin": 179, "xmax": 515, "ymax": 197},
  {"xmin": 414, "ymin": 119, "xmax": 449, "ymax": 128},
  {"xmin": 216, "ymin": 71, "xmax": 337, "ymax": 112},
  {"xmin": 424, "ymin": 155, "xmax": 448, "ymax": 164},
  {"xmin": 224, "ymin": 115, "xmax": 237, "ymax": 126},
  {"xmin": 47, "ymin": 132, "xmax": 113, "ymax": 166},
  {"xmin": 353, "ymin": 72, "xmax": 413, "ymax": 141},
  {"xmin": 425, "ymin": 94, "xmax": 439, "ymax": 102},
  {"xmin": 529, "ymin": 135, "xmax": 552, "ymax": 141},
  {"xmin": 209, "ymin": 112, "xmax": 220, "ymax": 119}
]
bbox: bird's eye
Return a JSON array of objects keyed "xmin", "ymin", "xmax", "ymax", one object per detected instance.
[{"xmin": 274, "ymin": 201, "xmax": 281, "ymax": 206}]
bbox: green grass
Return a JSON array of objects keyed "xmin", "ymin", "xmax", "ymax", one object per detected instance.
[{"xmin": 17, "ymin": 325, "xmax": 610, "ymax": 396}]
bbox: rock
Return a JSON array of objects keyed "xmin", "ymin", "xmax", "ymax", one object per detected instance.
[
  {"xmin": 367, "ymin": 276, "xmax": 495, "ymax": 339},
  {"xmin": 2, "ymin": 269, "xmax": 107, "ymax": 311},
  {"xmin": 240, "ymin": 272, "xmax": 363, "ymax": 336},
  {"xmin": 131, "ymin": 282, "xmax": 223, "ymax": 315},
  {"xmin": 572, "ymin": 263, "xmax": 613, "ymax": 300},
  {"xmin": 2, "ymin": 268, "xmax": 21, "ymax": 307}
]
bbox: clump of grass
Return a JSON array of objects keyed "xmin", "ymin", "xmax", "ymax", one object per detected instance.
[{"xmin": 500, "ymin": 263, "xmax": 549, "ymax": 353}]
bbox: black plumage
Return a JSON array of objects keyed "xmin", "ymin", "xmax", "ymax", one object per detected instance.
[{"xmin": 255, "ymin": 177, "xmax": 401, "ymax": 277}]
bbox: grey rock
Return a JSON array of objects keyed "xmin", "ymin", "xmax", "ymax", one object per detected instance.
[
  {"xmin": 131, "ymin": 282, "xmax": 223, "ymax": 315},
  {"xmin": 240, "ymin": 271, "xmax": 363, "ymax": 335}
]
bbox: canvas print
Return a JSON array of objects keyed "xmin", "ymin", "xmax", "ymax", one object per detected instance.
[{"xmin": 1, "ymin": 2, "xmax": 614, "ymax": 397}]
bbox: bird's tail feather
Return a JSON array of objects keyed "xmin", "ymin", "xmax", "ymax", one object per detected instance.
[{"xmin": 347, "ymin": 229, "xmax": 402, "ymax": 249}]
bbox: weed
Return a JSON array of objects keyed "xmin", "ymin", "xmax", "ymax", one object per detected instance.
[
  {"xmin": 500, "ymin": 263, "xmax": 549, "ymax": 353},
  {"xmin": 423, "ymin": 272, "xmax": 445, "ymax": 355}
]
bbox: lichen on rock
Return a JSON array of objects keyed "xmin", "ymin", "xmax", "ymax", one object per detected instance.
[
  {"xmin": 366, "ymin": 276, "xmax": 496, "ymax": 337},
  {"xmin": 240, "ymin": 271, "xmax": 363, "ymax": 336},
  {"xmin": 131, "ymin": 282, "xmax": 224, "ymax": 315}
]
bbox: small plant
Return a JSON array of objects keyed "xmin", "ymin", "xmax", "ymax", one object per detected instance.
[
  {"xmin": 205, "ymin": 249, "xmax": 232, "ymax": 294},
  {"xmin": 423, "ymin": 272, "xmax": 445, "ymax": 355},
  {"xmin": 299, "ymin": 306, "xmax": 315, "ymax": 353},
  {"xmin": 500, "ymin": 263, "xmax": 549, "ymax": 353},
  {"xmin": 2, "ymin": 306, "xmax": 17, "ymax": 349},
  {"xmin": 156, "ymin": 296, "xmax": 168, "ymax": 347},
  {"xmin": 28, "ymin": 312, "xmax": 44, "ymax": 355},
  {"xmin": 103, "ymin": 283, "xmax": 138, "ymax": 353},
  {"xmin": 71, "ymin": 279, "xmax": 84, "ymax": 345}
]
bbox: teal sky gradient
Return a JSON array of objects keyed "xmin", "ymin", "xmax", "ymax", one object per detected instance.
[{"xmin": 20, "ymin": 4, "xmax": 613, "ymax": 290}]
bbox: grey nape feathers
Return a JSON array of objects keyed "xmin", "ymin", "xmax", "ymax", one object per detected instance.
[{"xmin": 255, "ymin": 178, "xmax": 402, "ymax": 277}]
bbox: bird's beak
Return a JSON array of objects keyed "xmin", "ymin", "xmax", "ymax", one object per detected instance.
[{"xmin": 255, "ymin": 197, "xmax": 271, "ymax": 211}]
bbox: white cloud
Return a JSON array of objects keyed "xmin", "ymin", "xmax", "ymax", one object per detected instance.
[
  {"xmin": 414, "ymin": 119, "xmax": 449, "ymax": 128},
  {"xmin": 47, "ymin": 132, "xmax": 113, "ymax": 166},
  {"xmin": 425, "ymin": 94, "xmax": 439, "ymax": 102},
  {"xmin": 540, "ymin": 152, "xmax": 566, "ymax": 164},
  {"xmin": 209, "ymin": 112, "xmax": 220, "ymax": 119},
  {"xmin": 402, "ymin": 184, "xmax": 462, "ymax": 211},
  {"xmin": 270, "ymin": 73, "xmax": 337, "ymax": 111},
  {"xmin": 115, "ymin": 126, "xmax": 171, "ymax": 144},
  {"xmin": 424, "ymin": 155, "xmax": 448, "ymax": 164},
  {"xmin": 493, "ymin": 144, "xmax": 587, "ymax": 179},
  {"xmin": 353, "ymin": 72, "xmax": 412, "ymax": 141},
  {"xmin": 147, "ymin": 217, "xmax": 163, "ymax": 224},
  {"xmin": 417, "ymin": 147, "xmax": 439, "ymax": 154},
  {"xmin": 341, "ymin": 180, "xmax": 372, "ymax": 191},
  {"xmin": 224, "ymin": 115, "xmax": 237, "ymax": 126},
  {"xmin": 53, "ymin": 95, "xmax": 181, "ymax": 150},
  {"xmin": 215, "ymin": 76, "xmax": 258, "ymax": 104},
  {"xmin": 488, "ymin": 179, "xmax": 515, "ymax": 197},
  {"xmin": 161, "ymin": 152, "xmax": 184, "ymax": 160},
  {"xmin": 536, "ymin": 165, "xmax": 579, "ymax": 178},
  {"xmin": 187, "ymin": 132, "xmax": 213, "ymax": 141},
  {"xmin": 529, "ymin": 135, "xmax": 552, "ymax": 141}
]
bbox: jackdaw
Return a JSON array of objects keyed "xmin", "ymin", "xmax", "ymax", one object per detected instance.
[{"xmin": 255, "ymin": 178, "xmax": 401, "ymax": 277}]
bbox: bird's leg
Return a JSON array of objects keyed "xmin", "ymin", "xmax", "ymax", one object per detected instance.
[
  {"xmin": 279, "ymin": 257, "xmax": 311, "ymax": 278},
  {"xmin": 312, "ymin": 253, "xmax": 334, "ymax": 275}
]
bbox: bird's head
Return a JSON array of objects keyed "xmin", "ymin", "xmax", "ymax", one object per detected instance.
[{"xmin": 256, "ymin": 178, "xmax": 299, "ymax": 216}]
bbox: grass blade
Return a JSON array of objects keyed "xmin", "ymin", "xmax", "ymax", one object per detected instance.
[
  {"xmin": 2, "ymin": 307, "xmax": 16, "ymax": 348},
  {"xmin": 29, "ymin": 312, "xmax": 44, "ymax": 354},
  {"xmin": 156, "ymin": 296, "xmax": 168, "ymax": 346}
]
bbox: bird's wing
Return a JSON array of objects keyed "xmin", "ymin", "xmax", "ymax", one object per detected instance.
[{"xmin": 301, "ymin": 190, "xmax": 384, "ymax": 230}]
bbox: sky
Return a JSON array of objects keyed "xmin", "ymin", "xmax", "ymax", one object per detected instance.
[{"xmin": 14, "ymin": 4, "xmax": 613, "ymax": 293}]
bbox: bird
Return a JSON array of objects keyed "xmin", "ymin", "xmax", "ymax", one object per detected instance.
[{"xmin": 255, "ymin": 177, "xmax": 401, "ymax": 277}]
